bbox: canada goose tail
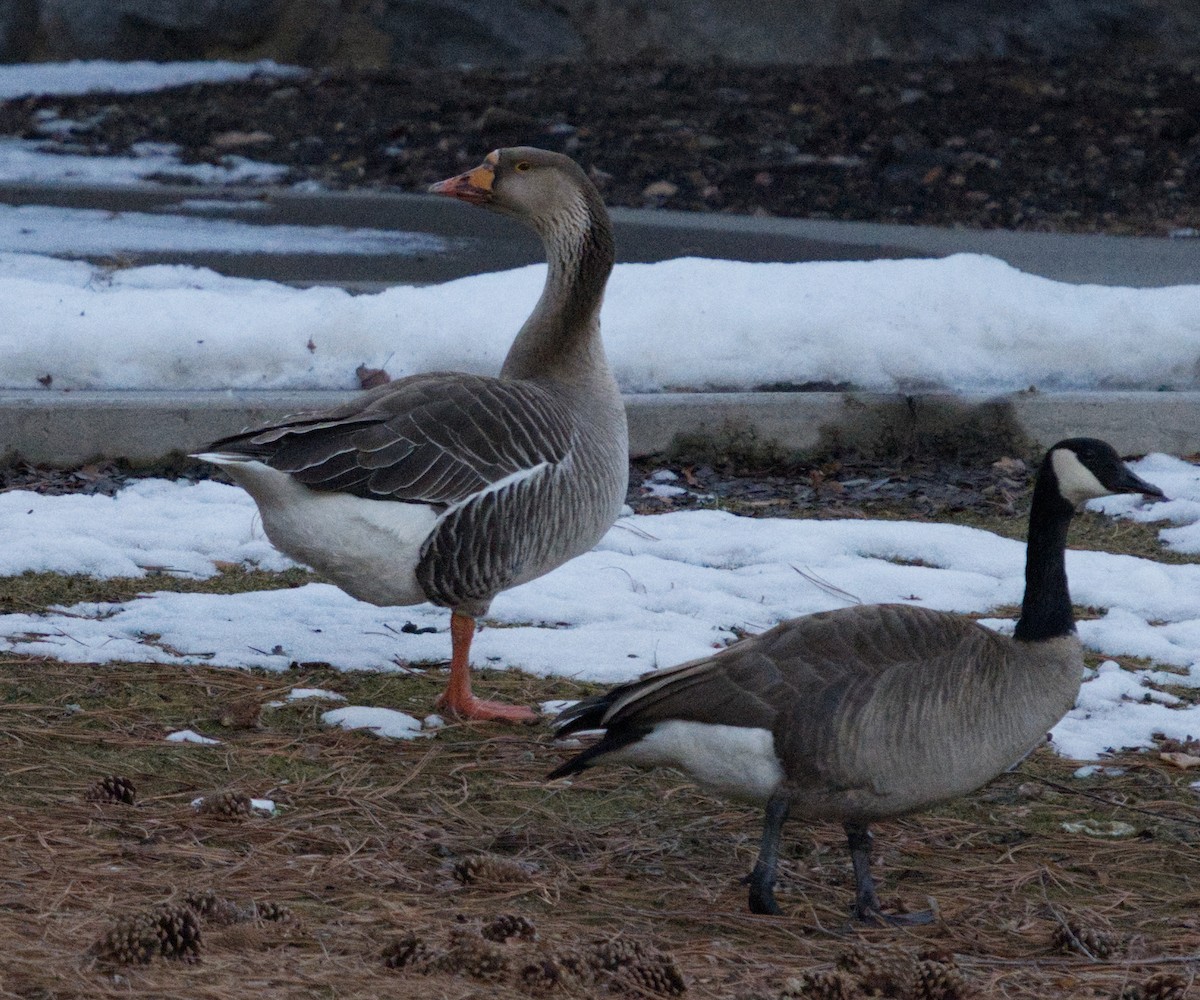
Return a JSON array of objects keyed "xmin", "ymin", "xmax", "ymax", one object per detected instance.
[
  {"xmin": 551, "ymin": 691, "xmax": 616, "ymax": 736},
  {"xmin": 547, "ymin": 691, "xmax": 650, "ymax": 779}
]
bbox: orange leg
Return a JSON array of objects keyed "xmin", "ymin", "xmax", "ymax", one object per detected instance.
[{"xmin": 435, "ymin": 612, "xmax": 537, "ymax": 724}]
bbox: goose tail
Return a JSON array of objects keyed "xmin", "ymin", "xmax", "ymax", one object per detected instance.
[{"xmin": 547, "ymin": 690, "xmax": 647, "ymax": 780}]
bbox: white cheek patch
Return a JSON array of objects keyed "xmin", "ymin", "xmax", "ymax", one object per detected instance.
[
  {"xmin": 610, "ymin": 720, "xmax": 785, "ymax": 805},
  {"xmin": 1051, "ymin": 448, "xmax": 1110, "ymax": 505}
]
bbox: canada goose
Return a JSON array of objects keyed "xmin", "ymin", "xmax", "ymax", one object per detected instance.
[
  {"xmin": 195, "ymin": 148, "xmax": 628, "ymax": 723},
  {"xmin": 550, "ymin": 439, "xmax": 1163, "ymax": 922}
]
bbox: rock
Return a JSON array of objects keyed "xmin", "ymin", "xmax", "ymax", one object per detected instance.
[
  {"xmin": 19, "ymin": 0, "xmax": 1200, "ymax": 67},
  {"xmin": 38, "ymin": 0, "xmax": 288, "ymax": 60},
  {"xmin": 0, "ymin": 0, "xmax": 37, "ymax": 61},
  {"xmin": 374, "ymin": 0, "xmax": 582, "ymax": 68}
]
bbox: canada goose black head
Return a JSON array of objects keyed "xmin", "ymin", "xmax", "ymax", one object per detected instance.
[{"xmin": 1044, "ymin": 437, "xmax": 1164, "ymax": 508}]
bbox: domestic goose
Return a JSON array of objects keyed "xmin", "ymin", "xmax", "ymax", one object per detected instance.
[
  {"xmin": 195, "ymin": 148, "xmax": 628, "ymax": 722},
  {"xmin": 550, "ymin": 439, "xmax": 1163, "ymax": 922}
]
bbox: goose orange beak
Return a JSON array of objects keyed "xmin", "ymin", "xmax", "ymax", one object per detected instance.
[{"xmin": 429, "ymin": 154, "xmax": 497, "ymax": 205}]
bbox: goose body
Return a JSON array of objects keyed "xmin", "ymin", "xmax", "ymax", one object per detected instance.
[
  {"xmin": 582, "ymin": 605, "xmax": 1082, "ymax": 816},
  {"xmin": 552, "ymin": 439, "xmax": 1163, "ymax": 921},
  {"xmin": 198, "ymin": 148, "xmax": 628, "ymax": 722}
]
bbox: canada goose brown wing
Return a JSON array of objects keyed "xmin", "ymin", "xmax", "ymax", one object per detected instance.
[
  {"xmin": 599, "ymin": 648, "xmax": 787, "ymax": 730},
  {"xmin": 560, "ymin": 604, "xmax": 1001, "ymax": 737},
  {"xmin": 207, "ymin": 371, "xmax": 575, "ymax": 507}
]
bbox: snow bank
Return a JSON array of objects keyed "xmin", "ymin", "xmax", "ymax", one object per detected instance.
[{"xmin": 1, "ymin": 252, "xmax": 1198, "ymax": 392}]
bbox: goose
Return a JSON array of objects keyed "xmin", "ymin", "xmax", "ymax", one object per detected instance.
[
  {"xmin": 194, "ymin": 148, "xmax": 628, "ymax": 723},
  {"xmin": 550, "ymin": 438, "xmax": 1163, "ymax": 922}
]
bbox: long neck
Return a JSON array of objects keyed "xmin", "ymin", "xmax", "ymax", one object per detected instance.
[
  {"xmin": 1013, "ymin": 464, "xmax": 1077, "ymax": 642},
  {"xmin": 499, "ymin": 186, "xmax": 615, "ymax": 386}
]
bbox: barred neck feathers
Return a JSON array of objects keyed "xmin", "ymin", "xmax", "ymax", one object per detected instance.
[{"xmin": 500, "ymin": 183, "xmax": 615, "ymax": 386}]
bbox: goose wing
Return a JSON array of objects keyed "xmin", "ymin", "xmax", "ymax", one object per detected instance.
[
  {"xmin": 560, "ymin": 605, "xmax": 988, "ymax": 730},
  {"xmin": 206, "ymin": 372, "xmax": 574, "ymax": 506},
  {"xmin": 551, "ymin": 604, "xmax": 1001, "ymax": 779}
]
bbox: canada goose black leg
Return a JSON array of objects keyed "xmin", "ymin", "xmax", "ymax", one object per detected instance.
[
  {"xmin": 844, "ymin": 821, "xmax": 935, "ymax": 926},
  {"xmin": 747, "ymin": 794, "xmax": 790, "ymax": 915}
]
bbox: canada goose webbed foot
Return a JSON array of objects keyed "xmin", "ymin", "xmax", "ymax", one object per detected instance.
[
  {"xmin": 747, "ymin": 879, "xmax": 781, "ymax": 915},
  {"xmin": 844, "ymin": 821, "xmax": 938, "ymax": 925},
  {"xmin": 852, "ymin": 902, "xmax": 937, "ymax": 927}
]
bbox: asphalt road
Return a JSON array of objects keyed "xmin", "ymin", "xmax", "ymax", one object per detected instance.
[{"xmin": 0, "ymin": 180, "xmax": 1195, "ymax": 291}]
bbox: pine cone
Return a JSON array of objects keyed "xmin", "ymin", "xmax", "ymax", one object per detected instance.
[
  {"xmin": 519, "ymin": 948, "xmax": 595, "ymax": 992},
  {"xmin": 153, "ymin": 905, "xmax": 202, "ymax": 962},
  {"xmin": 1052, "ymin": 920, "xmax": 1116, "ymax": 958},
  {"xmin": 590, "ymin": 936, "xmax": 650, "ymax": 971},
  {"xmin": 837, "ymin": 943, "xmax": 917, "ymax": 995},
  {"xmin": 93, "ymin": 906, "xmax": 201, "ymax": 965},
  {"xmin": 911, "ymin": 959, "xmax": 969, "ymax": 1000},
  {"xmin": 180, "ymin": 889, "xmax": 245, "ymax": 925},
  {"xmin": 182, "ymin": 890, "xmax": 247, "ymax": 926},
  {"xmin": 780, "ymin": 970, "xmax": 860, "ymax": 1000},
  {"xmin": 382, "ymin": 932, "xmax": 439, "ymax": 972},
  {"xmin": 253, "ymin": 901, "xmax": 293, "ymax": 924},
  {"xmin": 197, "ymin": 791, "xmax": 253, "ymax": 819},
  {"xmin": 86, "ymin": 775, "xmax": 136, "ymax": 805},
  {"xmin": 438, "ymin": 927, "xmax": 509, "ymax": 980},
  {"xmin": 615, "ymin": 954, "xmax": 687, "ymax": 996},
  {"xmin": 181, "ymin": 889, "xmax": 219, "ymax": 918},
  {"xmin": 93, "ymin": 912, "xmax": 159, "ymax": 965},
  {"xmin": 1141, "ymin": 973, "xmax": 1189, "ymax": 1000},
  {"xmin": 452, "ymin": 854, "xmax": 530, "ymax": 885},
  {"xmin": 481, "ymin": 912, "xmax": 538, "ymax": 942}
]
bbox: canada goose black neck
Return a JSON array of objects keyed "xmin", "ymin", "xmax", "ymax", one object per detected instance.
[
  {"xmin": 1013, "ymin": 456, "xmax": 1077, "ymax": 643},
  {"xmin": 500, "ymin": 181, "xmax": 615, "ymax": 385}
]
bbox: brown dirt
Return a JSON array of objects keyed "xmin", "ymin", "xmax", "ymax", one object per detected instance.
[{"xmin": 0, "ymin": 57, "xmax": 1197, "ymax": 236}]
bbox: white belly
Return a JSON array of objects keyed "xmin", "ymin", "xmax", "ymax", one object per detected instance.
[
  {"xmin": 200, "ymin": 456, "xmax": 440, "ymax": 608},
  {"xmin": 609, "ymin": 720, "xmax": 785, "ymax": 804}
]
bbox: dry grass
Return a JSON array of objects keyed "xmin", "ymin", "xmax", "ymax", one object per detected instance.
[{"xmin": 1, "ymin": 656, "xmax": 1199, "ymax": 999}]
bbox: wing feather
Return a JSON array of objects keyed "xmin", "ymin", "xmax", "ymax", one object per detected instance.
[{"xmin": 205, "ymin": 372, "xmax": 575, "ymax": 507}]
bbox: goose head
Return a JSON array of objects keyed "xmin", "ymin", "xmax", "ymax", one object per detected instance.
[
  {"xmin": 429, "ymin": 147, "xmax": 597, "ymax": 234},
  {"xmin": 1045, "ymin": 437, "xmax": 1165, "ymax": 507}
]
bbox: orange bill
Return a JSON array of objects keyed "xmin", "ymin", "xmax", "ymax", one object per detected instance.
[{"xmin": 428, "ymin": 151, "xmax": 498, "ymax": 204}]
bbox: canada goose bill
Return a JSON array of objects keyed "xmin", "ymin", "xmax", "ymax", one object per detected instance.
[
  {"xmin": 194, "ymin": 148, "xmax": 628, "ymax": 724},
  {"xmin": 549, "ymin": 438, "xmax": 1164, "ymax": 924}
]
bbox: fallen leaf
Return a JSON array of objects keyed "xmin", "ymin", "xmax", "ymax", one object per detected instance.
[
  {"xmin": 642, "ymin": 179, "xmax": 678, "ymax": 199},
  {"xmin": 210, "ymin": 130, "xmax": 274, "ymax": 149},
  {"xmin": 356, "ymin": 364, "xmax": 391, "ymax": 389}
]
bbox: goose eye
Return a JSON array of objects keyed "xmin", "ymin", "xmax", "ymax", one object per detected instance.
[{"xmin": 514, "ymin": 161, "xmax": 532, "ymax": 172}]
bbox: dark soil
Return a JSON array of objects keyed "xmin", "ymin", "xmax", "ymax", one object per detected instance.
[
  {"xmin": 1, "ymin": 57, "xmax": 1198, "ymax": 235},
  {"xmin": 0, "ymin": 450, "xmax": 1038, "ymax": 524}
]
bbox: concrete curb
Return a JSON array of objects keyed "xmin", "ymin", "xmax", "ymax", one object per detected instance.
[{"xmin": 2, "ymin": 390, "xmax": 1197, "ymax": 466}]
